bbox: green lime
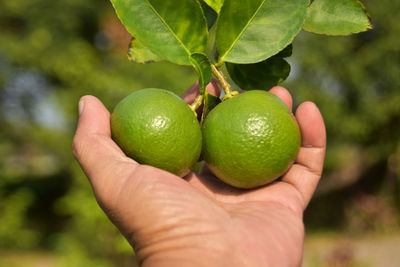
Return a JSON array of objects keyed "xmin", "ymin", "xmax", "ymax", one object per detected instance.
[
  {"xmin": 111, "ymin": 88, "xmax": 202, "ymax": 177},
  {"xmin": 202, "ymin": 90, "xmax": 301, "ymax": 188}
]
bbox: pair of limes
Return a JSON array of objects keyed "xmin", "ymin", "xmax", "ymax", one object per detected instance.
[{"xmin": 111, "ymin": 88, "xmax": 300, "ymax": 189}]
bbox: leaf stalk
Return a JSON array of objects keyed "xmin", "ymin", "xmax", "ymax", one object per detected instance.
[
  {"xmin": 211, "ymin": 64, "xmax": 237, "ymax": 100},
  {"xmin": 189, "ymin": 94, "xmax": 204, "ymax": 115}
]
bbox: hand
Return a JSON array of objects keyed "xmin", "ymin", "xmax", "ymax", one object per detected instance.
[{"xmin": 73, "ymin": 81, "xmax": 326, "ymax": 267}]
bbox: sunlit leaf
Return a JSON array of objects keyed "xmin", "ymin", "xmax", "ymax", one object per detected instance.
[
  {"xmin": 190, "ymin": 53, "xmax": 212, "ymax": 93},
  {"xmin": 303, "ymin": 0, "xmax": 372, "ymax": 35},
  {"xmin": 128, "ymin": 38, "xmax": 161, "ymax": 64},
  {"xmin": 203, "ymin": 0, "xmax": 224, "ymax": 13},
  {"xmin": 110, "ymin": 0, "xmax": 208, "ymax": 65},
  {"xmin": 216, "ymin": 0, "xmax": 308, "ymax": 64}
]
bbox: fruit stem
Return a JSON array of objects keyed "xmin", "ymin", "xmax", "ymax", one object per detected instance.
[
  {"xmin": 211, "ymin": 64, "xmax": 237, "ymax": 101},
  {"xmin": 214, "ymin": 60, "xmax": 224, "ymax": 68},
  {"xmin": 189, "ymin": 94, "xmax": 204, "ymax": 115}
]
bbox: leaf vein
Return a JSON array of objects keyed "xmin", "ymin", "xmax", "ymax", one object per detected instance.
[
  {"xmin": 145, "ymin": 0, "xmax": 191, "ymax": 56},
  {"xmin": 220, "ymin": 0, "xmax": 267, "ymax": 62}
]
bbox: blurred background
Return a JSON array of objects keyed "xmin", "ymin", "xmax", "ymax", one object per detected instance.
[{"xmin": 0, "ymin": 0, "xmax": 399, "ymax": 266}]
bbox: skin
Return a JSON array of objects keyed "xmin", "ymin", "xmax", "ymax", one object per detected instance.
[{"xmin": 73, "ymin": 81, "xmax": 326, "ymax": 267}]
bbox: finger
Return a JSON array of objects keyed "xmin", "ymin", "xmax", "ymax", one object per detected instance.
[
  {"xmin": 72, "ymin": 96, "xmax": 137, "ymax": 192},
  {"xmin": 74, "ymin": 95, "xmax": 126, "ymax": 157},
  {"xmin": 181, "ymin": 82, "xmax": 200, "ymax": 104},
  {"xmin": 281, "ymin": 101, "xmax": 326, "ymax": 208},
  {"xmin": 269, "ymin": 86, "xmax": 293, "ymax": 111},
  {"xmin": 297, "ymin": 102, "xmax": 326, "ymax": 148},
  {"xmin": 181, "ymin": 79, "xmax": 222, "ymax": 104},
  {"xmin": 73, "ymin": 96, "xmax": 209, "ymax": 246}
]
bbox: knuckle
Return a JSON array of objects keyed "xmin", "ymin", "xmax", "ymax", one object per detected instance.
[
  {"xmin": 72, "ymin": 134, "xmax": 88, "ymax": 160},
  {"xmin": 72, "ymin": 135, "xmax": 80, "ymax": 158}
]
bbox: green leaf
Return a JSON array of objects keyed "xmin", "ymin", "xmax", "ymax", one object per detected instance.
[
  {"xmin": 110, "ymin": 0, "xmax": 208, "ymax": 65},
  {"xmin": 128, "ymin": 38, "xmax": 161, "ymax": 64},
  {"xmin": 216, "ymin": 0, "xmax": 308, "ymax": 64},
  {"xmin": 201, "ymin": 89, "xmax": 221, "ymax": 125},
  {"xmin": 203, "ymin": 0, "xmax": 224, "ymax": 13},
  {"xmin": 200, "ymin": 1, "xmax": 218, "ymax": 29},
  {"xmin": 226, "ymin": 57, "xmax": 291, "ymax": 91},
  {"xmin": 190, "ymin": 53, "xmax": 212, "ymax": 93},
  {"xmin": 303, "ymin": 0, "xmax": 372, "ymax": 35}
]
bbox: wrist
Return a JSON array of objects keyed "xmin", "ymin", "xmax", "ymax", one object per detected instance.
[
  {"xmin": 137, "ymin": 233, "xmax": 240, "ymax": 267},
  {"xmin": 135, "ymin": 229, "xmax": 279, "ymax": 267}
]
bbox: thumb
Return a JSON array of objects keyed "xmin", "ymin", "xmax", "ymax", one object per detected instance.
[
  {"xmin": 72, "ymin": 95, "xmax": 138, "ymax": 199},
  {"xmin": 72, "ymin": 96, "xmax": 204, "ymax": 248}
]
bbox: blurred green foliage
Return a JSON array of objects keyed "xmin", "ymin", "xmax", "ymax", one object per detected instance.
[
  {"xmin": 289, "ymin": 0, "xmax": 400, "ymax": 231},
  {"xmin": 0, "ymin": 0, "xmax": 399, "ymax": 266}
]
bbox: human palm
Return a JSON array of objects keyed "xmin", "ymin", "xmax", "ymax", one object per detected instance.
[{"xmin": 73, "ymin": 82, "xmax": 325, "ymax": 266}]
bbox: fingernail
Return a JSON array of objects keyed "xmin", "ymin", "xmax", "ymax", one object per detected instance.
[{"xmin": 79, "ymin": 98, "xmax": 85, "ymax": 116}]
